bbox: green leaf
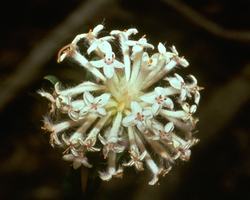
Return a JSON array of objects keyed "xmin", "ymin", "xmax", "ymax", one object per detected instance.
[{"xmin": 44, "ymin": 75, "xmax": 60, "ymax": 85}]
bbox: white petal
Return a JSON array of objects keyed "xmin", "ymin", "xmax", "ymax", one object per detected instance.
[
  {"xmin": 68, "ymin": 110, "xmax": 79, "ymax": 121},
  {"xmin": 194, "ymin": 91, "xmax": 200, "ymax": 105},
  {"xmin": 38, "ymin": 90, "xmax": 55, "ymax": 102},
  {"xmin": 190, "ymin": 105, "xmax": 197, "ymax": 113},
  {"xmin": 71, "ymin": 100, "xmax": 84, "ymax": 111},
  {"xmin": 152, "ymin": 103, "xmax": 161, "ymax": 115},
  {"xmin": 98, "ymin": 41, "xmax": 112, "ymax": 54},
  {"xmin": 175, "ymin": 73, "xmax": 184, "ymax": 83},
  {"xmin": 188, "ymin": 75, "xmax": 197, "ymax": 85},
  {"xmin": 167, "ymin": 77, "xmax": 182, "ymax": 89},
  {"xmin": 95, "ymin": 93, "xmax": 111, "ymax": 106},
  {"xmin": 136, "ymin": 122, "xmax": 146, "ymax": 132},
  {"xmin": 73, "ymin": 161, "xmax": 81, "ymax": 169},
  {"xmin": 63, "ymin": 154, "xmax": 74, "ymax": 161},
  {"xmin": 122, "ymin": 114, "xmax": 136, "ymax": 127},
  {"xmin": 98, "ymin": 134, "xmax": 107, "ymax": 145},
  {"xmin": 164, "ymin": 122, "xmax": 174, "ymax": 132},
  {"xmin": 164, "ymin": 59, "xmax": 177, "ymax": 71},
  {"xmin": 139, "ymin": 151, "xmax": 147, "ymax": 160},
  {"xmin": 114, "ymin": 144, "xmax": 125, "ymax": 153},
  {"xmin": 103, "ymin": 65, "xmax": 115, "ymax": 79},
  {"xmin": 126, "ymin": 40, "xmax": 137, "ymax": 46},
  {"xmin": 138, "ymin": 38, "xmax": 154, "ymax": 49},
  {"xmin": 126, "ymin": 28, "xmax": 138, "ymax": 36},
  {"xmin": 110, "ymin": 30, "xmax": 121, "ymax": 35},
  {"xmin": 79, "ymin": 158, "xmax": 92, "ymax": 168},
  {"xmin": 79, "ymin": 106, "xmax": 89, "ymax": 116},
  {"xmin": 148, "ymin": 175, "xmax": 159, "ymax": 185},
  {"xmin": 97, "ymin": 107, "xmax": 107, "ymax": 116},
  {"xmin": 180, "ymin": 89, "xmax": 187, "ymax": 101},
  {"xmin": 155, "ymin": 87, "xmax": 165, "ymax": 95},
  {"xmin": 178, "ymin": 57, "xmax": 189, "ymax": 67},
  {"xmin": 142, "ymin": 109, "xmax": 153, "ymax": 118},
  {"xmin": 99, "ymin": 171, "xmax": 112, "ymax": 181},
  {"xmin": 152, "ymin": 121, "xmax": 163, "ymax": 131},
  {"xmin": 164, "ymin": 98, "xmax": 174, "ymax": 110},
  {"xmin": 182, "ymin": 103, "xmax": 190, "ymax": 113},
  {"xmin": 100, "ymin": 36, "xmax": 114, "ymax": 41},
  {"xmin": 142, "ymin": 52, "xmax": 150, "ymax": 63},
  {"xmin": 140, "ymin": 93, "xmax": 155, "ymax": 104},
  {"xmin": 161, "ymin": 109, "xmax": 188, "ymax": 119},
  {"xmin": 132, "ymin": 45, "xmax": 143, "ymax": 55},
  {"xmin": 83, "ymin": 91, "xmax": 94, "ymax": 105},
  {"xmin": 54, "ymin": 82, "xmax": 61, "ymax": 94},
  {"xmin": 180, "ymin": 149, "xmax": 191, "ymax": 161},
  {"xmin": 158, "ymin": 42, "xmax": 166, "ymax": 54},
  {"xmin": 113, "ymin": 60, "xmax": 125, "ymax": 68},
  {"xmin": 171, "ymin": 45, "xmax": 178, "ymax": 55},
  {"xmin": 90, "ymin": 59, "xmax": 105, "ymax": 68},
  {"xmin": 131, "ymin": 101, "xmax": 142, "ymax": 113},
  {"xmin": 93, "ymin": 24, "xmax": 104, "ymax": 35},
  {"xmin": 150, "ymin": 53, "xmax": 160, "ymax": 66},
  {"xmin": 87, "ymin": 42, "xmax": 98, "ymax": 55}
]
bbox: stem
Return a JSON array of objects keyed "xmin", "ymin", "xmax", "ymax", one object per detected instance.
[{"xmin": 81, "ymin": 167, "xmax": 102, "ymax": 199}]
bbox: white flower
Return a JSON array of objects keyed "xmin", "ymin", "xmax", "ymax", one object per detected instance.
[
  {"xmin": 63, "ymin": 153, "xmax": 92, "ymax": 169},
  {"xmin": 158, "ymin": 42, "xmax": 175, "ymax": 62},
  {"xmin": 166, "ymin": 73, "xmax": 202, "ymax": 104},
  {"xmin": 99, "ymin": 165, "xmax": 123, "ymax": 181},
  {"xmin": 150, "ymin": 121, "xmax": 174, "ymax": 141},
  {"xmin": 98, "ymin": 134, "xmax": 125, "ymax": 159},
  {"xmin": 87, "ymin": 38, "xmax": 115, "ymax": 55},
  {"xmin": 171, "ymin": 135, "xmax": 199, "ymax": 161},
  {"xmin": 123, "ymin": 149, "xmax": 147, "ymax": 171},
  {"xmin": 126, "ymin": 37, "xmax": 154, "ymax": 58},
  {"xmin": 170, "ymin": 45, "xmax": 189, "ymax": 67},
  {"xmin": 90, "ymin": 53, "xmax": 124, "ymax": 79},
  {"xmin": 80, "ymin": 92, "xmax": 110, "ymax": 116},
  {"xmin": 89, "ymin": 40, "xmax": 125, "ymax": 79},
  {"xmin": 181, "ymin": 103, "xmax": 197, "ymax": 124},
  {"xmin": 140, "ymin": 87, "xmax": 174, "ymax": 115},
  {"xmin": 122, "ymin": 101, "xmax": 152, "ymax": 130},
  {"xmin": 110, "ymin": 28, "xmax": 138, "ymax": 38},
  {"xmin": 40, "ymin": 24, "xmax": 202, "ymax": 186},
  {"xmin": 71, "ymin": 24, "xmax": 104, "ymax": 45}
]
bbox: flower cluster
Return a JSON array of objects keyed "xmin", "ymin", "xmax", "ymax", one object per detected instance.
[{"xmin": 39, "ymin": 24, "xmax": 203, "ymax": 185}]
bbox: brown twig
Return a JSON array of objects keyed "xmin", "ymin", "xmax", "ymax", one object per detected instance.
[
  {"xmin": 0, "ymin": 0, "xmax": 114, "ymax": 111},
  {"xmin": 81, "ymin": 167, "xmax": 89, "ymax": 193},
  {"xmin": 162, "ymin": 0, "xmax": 250, "ymax": 42}
]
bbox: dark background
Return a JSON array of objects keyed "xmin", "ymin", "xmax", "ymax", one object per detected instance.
[{"xmin": 0, "ymin": 0, "xmax": 249, "ymax": 199}]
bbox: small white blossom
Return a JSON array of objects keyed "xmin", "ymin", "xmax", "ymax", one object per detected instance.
[
  {"xmin": 90, "ymin": 53, "xmax": 124, "ymax": 79},
  {"xmin": 122, "ymin": 101, "xmax": 152, "ymax": 131},
  {"xmin": 126, "ymin": 37, "xmax": 154, "ymax": 58},
  {"xmin": 63, "ymin": 153, "xmax": 92, "ymax": 169},
  {"xmin": 87, "ymin": 37, "xmax": 115, "ymax": 55},
  {"xmin": 98, "ymin": 134, "xmax": 125, "ymax": 159},
  {"xmin": 170, "ymin": 45, "xmax": 189, "ymax": 67},
  {"xmin": 123, "ymin": 149, "xmax": 147, "ymax": 171},
  {"xmin": 158, "ymin": 42, "xmax": 175, "ymax": 62},
  {"xmin": 150, "ymin": 121, "xmax": 174, "ymax": 141},
  {"xmin": 166, "ymin": 73, "xmax": 202, "ymax": 104},
  {"xmin": 80, "ymin": 92, "xmax": 110, "ymax": 116},
  {"xmin": 140, "ymin": 87, "xmax": 174, "ymax": 115}
]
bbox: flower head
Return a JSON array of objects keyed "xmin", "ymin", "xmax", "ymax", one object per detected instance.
[{"xmin": 39, "ymin": 24, "xmax": 202, "ymax": 185}]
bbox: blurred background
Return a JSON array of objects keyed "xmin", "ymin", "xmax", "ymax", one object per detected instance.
[{"xmin": 0, "ymin": 0, "xmax": 249, "ymax": 199}]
